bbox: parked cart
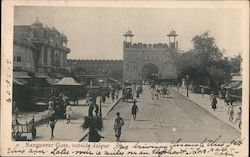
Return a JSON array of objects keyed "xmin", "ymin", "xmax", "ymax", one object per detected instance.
[{"xmin": 12, "ymin": 116, "xmax": 37, "ymax": 141}]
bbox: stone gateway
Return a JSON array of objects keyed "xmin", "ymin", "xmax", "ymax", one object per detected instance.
[{"xmin": 123, "ymin": 30, "xmax": 178, "ymax": 83}]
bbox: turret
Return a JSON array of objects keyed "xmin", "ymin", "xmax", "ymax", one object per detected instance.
[
  {"xmin": 167, "ymin": 30, "xmax": 178, "ymax": 50},
  {"xmin": 123, "ymin": 30, "xmax": 134, "ymax": 43}
]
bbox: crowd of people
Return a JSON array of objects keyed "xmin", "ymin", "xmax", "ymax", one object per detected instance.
[{"xmin": 209, "ymin": 90, "xmax": 242, "ymax": 129}]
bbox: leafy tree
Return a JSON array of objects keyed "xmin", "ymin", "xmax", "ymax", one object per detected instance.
[
  {"xmin": 177, "ymin": 32, "xmax": 235, "ymax": 91},
  {"xmin": 230, "ymin": 54, "xmax": 242, "ymax": 73}
]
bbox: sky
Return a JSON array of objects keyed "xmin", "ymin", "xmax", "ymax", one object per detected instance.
[{"xmin": 14, "ymin": 6, "xmax": 244, "ymax": 60}]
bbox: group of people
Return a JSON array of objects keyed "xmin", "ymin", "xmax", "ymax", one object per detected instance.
[
  {"xmin": 227, "ymin": 101, "xmax": 242, "ymax": 129},
  {"xmin": 210, "ymin": 91, "xmax": 242, "ymax": 129},
  {"xmin": 47, "ymin": 93, "xmax": 73, "ymax": 140}
]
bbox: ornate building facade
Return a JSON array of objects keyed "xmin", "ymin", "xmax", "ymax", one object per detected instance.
[
  {"xmin": 13, "ymin": 18, "xmax": 70, "ymax": 76},
  {"xmin": 123, "ymin": 30, "xmax": 178, "ymax": 83}
]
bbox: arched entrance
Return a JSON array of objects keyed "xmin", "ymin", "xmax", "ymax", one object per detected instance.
[{"xmin": 142, "ymin": 63, "xmax": 158, "ymax": 83}]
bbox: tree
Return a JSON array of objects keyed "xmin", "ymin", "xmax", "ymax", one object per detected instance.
[
  {"xmin": 230, "ymin": 54, "xmax": 242, "ymax": 73},
  {"xmin": 177, "ymin": 32, "xmax": 233, "ymax": 91},
  {"xmin": 192, "ymin": 31, "xmax": 223, "ymax": 61}
]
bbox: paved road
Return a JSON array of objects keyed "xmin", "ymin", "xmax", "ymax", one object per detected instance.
[
  {"xmin": 34, "ymin": 97, "xmax": 119, "ymax": 141},
  {"xmin": 101, "ymin": 85, "xmax": 240, "ymax": 143}
]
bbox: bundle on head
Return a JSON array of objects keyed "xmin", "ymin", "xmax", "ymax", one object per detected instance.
[{"xmin": 82, "ymin": 116, "xmax": 103, "ymax": 131}]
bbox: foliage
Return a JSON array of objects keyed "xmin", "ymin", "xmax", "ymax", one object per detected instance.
[{"xmin": 177, "ymin": 32, "xmax": 241, "ymax": 90}]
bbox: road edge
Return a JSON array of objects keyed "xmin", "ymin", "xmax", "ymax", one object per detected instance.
[{"xmin": 172, "ymin": 89, "xmax": 241, "ymax": 133}]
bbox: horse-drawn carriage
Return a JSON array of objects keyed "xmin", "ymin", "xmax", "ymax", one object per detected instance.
[{"xmin": 123, "ymin": 86, "xmax": 133, "ymax": 102}]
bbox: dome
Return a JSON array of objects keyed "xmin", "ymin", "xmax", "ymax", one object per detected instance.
[
  {"xmin": 167, "ymin": 30, "xmax": 178, "ymax": 37},
  {"xmin": 31, "ymin": 17, "xmax": 43, "ymax": 28},
  {"xmin": 124, "ymin": 30, "xmax": 134, "ymax": 37}
]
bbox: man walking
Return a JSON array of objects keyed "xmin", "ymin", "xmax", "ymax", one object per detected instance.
[
  {"xmin": 114, "ymin": 112, "xmax": 124, "ymax": 142},
  {"xmin": 201, "ymin": 88, "xmax": 204, "ymax": 97},
  {"xmin": 131, "ymin": 100, "xmax": 138, "ymax": 120},
  {"xmin": 65, "ymin": 103, "xmax": 73, "ymax": 124}
]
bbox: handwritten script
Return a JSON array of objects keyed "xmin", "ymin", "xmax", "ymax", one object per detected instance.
[{"xmin": 6, "ymin": 136, "xmax": 244, "ymax": 156}]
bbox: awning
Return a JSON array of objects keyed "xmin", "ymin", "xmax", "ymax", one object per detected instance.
[
  {"xmin": 107, "ymin": 78, "xmax": 119, "ymax": 83},
  {"xmin": 35, "ymin": 72, "xmax": 49, "ymax": 78},
  {"xmin": 199, "ymin": 85, "xmax": 210, "ymax": 89},
  {"xmin": 54, "ymin": 77, "xmax": 82, "ymax": 86},
  {"xmin": 223, "ymin": 81, "xmax": 241, "ymax": 89},
  {"xmin": 233, "ymin": 83, "xmax": 242, "ymax": 90},
  {"xmin": 46, "ymin": 78, "xmax": 60, "ymax": 85},
  {"xmin": 13, "ymin": 72, "xmax": 30, "ymax": 79},
  {"xmin": 13, "ymin": 78, "xmax": 28, "ymax": 85},
  {"xmin": 49, "ymin": 73, "xmax": 64, "ymax": 78}
]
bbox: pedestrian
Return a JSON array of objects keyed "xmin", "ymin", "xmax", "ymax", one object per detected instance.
[
  {"xmin": 153, "ymin": 94, "xmax": 158, "ymax": 106},
  {"xmin": 201, "ymin": 88, "xmax": 204, "ymax": 97},
  {"xmin": 131, "ymin": 100, "xmax": 138, "ymax": 120},
  {"xmin": 94, "ymin": 103, "xmax": 99, "ymax": 116},
  {"xmin": 156, "ymin": 89, "xmax": 160, "ymax": 100},
  {"xmin": 178, "ymin": 84, "xmax": 180, "ymax": 92},
  {"xmin": 234, "ymin": 107, "xmax": 242, "ymax": 129},
  {"xmin": 102, "ymin": 95, "xmax": 106, "ymax": 104},
  {"xmin": 228, "ymin": 105, "xmax": 234, "ymax": 123},
  {"xmin": 114, "ymin": 112, "xmax": 124, "ymax": 142},
  {"xmin": 111, "ymin": 89, "xmax": 115, "ymax": 102},
  {"xmin": 65, "ymin": 104, "xmax": 73, "ymax": 124},
  {"xmin": 88, "ymin": 98, "xmax": 95, "ymax": 117},
  {"xmin": 116, "ymin": 90, "xmax": 119, "ymax": 100},
  {"xmin": 210, "ymin": 91, "xmax": 214, "ymax": 100},
  {"xmin": 14, "ymin": 105, "xmax": 19, "ymax": 119},
  {"xmin": 136, "ymin": 89, "xmax": 140, "ymax": 99},
  {"xmin": 86, "ymin": 92, "xmax": 90, "ymax": 105},
  {"xmin": 48, "ymin": 106, "xmax": 57, "ymax": 140},
  {"xmin": 211, "ymin": 95, "xmax": 217, "ymax": 111},
  {"xmin": 151, "ymin": 89, "xmax": 154, "ymax": 100}
]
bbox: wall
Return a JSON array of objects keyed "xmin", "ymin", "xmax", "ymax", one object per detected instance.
[{"xmin": 13, "ymin": 44, "xmax": 35, "ymax": 72}]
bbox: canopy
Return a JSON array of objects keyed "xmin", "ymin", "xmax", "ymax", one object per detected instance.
[
  {"xmin": 46, "ymin": 78, "xmax": 60, "ymax": 85},
  {"xmin": 199, "ymin": 85, "xmax": 210, "ymax": 89},
  {"xmin": 54, "ymin": 77, "xmax": 82, "ymax": 86},
  {"xmin": 233, "ymin": 83, "xmax": 242, "ymax": 90},
  {"xmin": 13, "ymin": 78, "xmax": 28, "ymax": 85},
  {"xmin": 223, "ymin": 81, "xmax": 241, "ymax": 89},
  {"xmin": 13, "ymin": 72, "xmax": 30, "ymax": 79},
  {"xmin": 35, "ymin": 72, "xmax": 49, "ymax": 78},
  {"xmin": 107, "ymin": 78, "xmax": 119, "ymax": 83}
]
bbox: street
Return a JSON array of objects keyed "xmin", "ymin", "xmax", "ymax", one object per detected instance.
[
  {"xmin": 100, "ymin": 85, "xmax": 240, "ymax": 143},
  {"xmin": 33, "ymin": 97, "xmax": 120, "ymax": 141}
]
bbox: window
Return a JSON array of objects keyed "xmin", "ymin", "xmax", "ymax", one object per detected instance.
[
  {"xmin": 17, "ymin": 56, "xmax": 21, "ymax": 62},
  {"xmin": 44, "ymin": 47, "xmax": 48, "ymax": 65},
  {"xmin": 33, "ymin": 29, "xmax": 38, "ymax": 38}
]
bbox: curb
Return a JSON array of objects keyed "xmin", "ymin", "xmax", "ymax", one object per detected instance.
[
  {"xmin": 103, "ymin": 98, "xmax": 121, "ymax": 119},
  {"xmin": 172, "ymin": 90, "xmax": 241, "ymax": 133}
]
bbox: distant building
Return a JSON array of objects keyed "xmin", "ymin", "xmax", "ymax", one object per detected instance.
[
  {"xmin": 68, "ymin": 59, "xmax": 123, "ymax": 85},
  {"xmin": 123, "ymin": 30, "xmax": 178, "ymax": 83},
  {"xmin": 13, "ymin": 17, "xmax": 70, "ymax": 77}
]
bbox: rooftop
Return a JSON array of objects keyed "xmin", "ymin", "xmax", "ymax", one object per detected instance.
[{"xmin": 124, "ymin": 30, "xmax": 134, "ymax": 37}]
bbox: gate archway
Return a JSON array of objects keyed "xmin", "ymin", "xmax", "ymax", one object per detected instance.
[{"xmin": 142, "ymin": 63, "xmax": 158, "ymax": 83}]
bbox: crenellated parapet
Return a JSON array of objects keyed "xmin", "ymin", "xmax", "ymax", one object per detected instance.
[{"xmin": 124, "ymin": 41, "xmax": 169, "ymax": 49}]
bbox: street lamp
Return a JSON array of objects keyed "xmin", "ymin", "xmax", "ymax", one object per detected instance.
[
  {"xmin": 186, "ymin": 75, "xmax": 189, "ymax": 97},
  {"xmin": 98, "ymin": 79, "xmax": 103, "ymax": 118}
]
